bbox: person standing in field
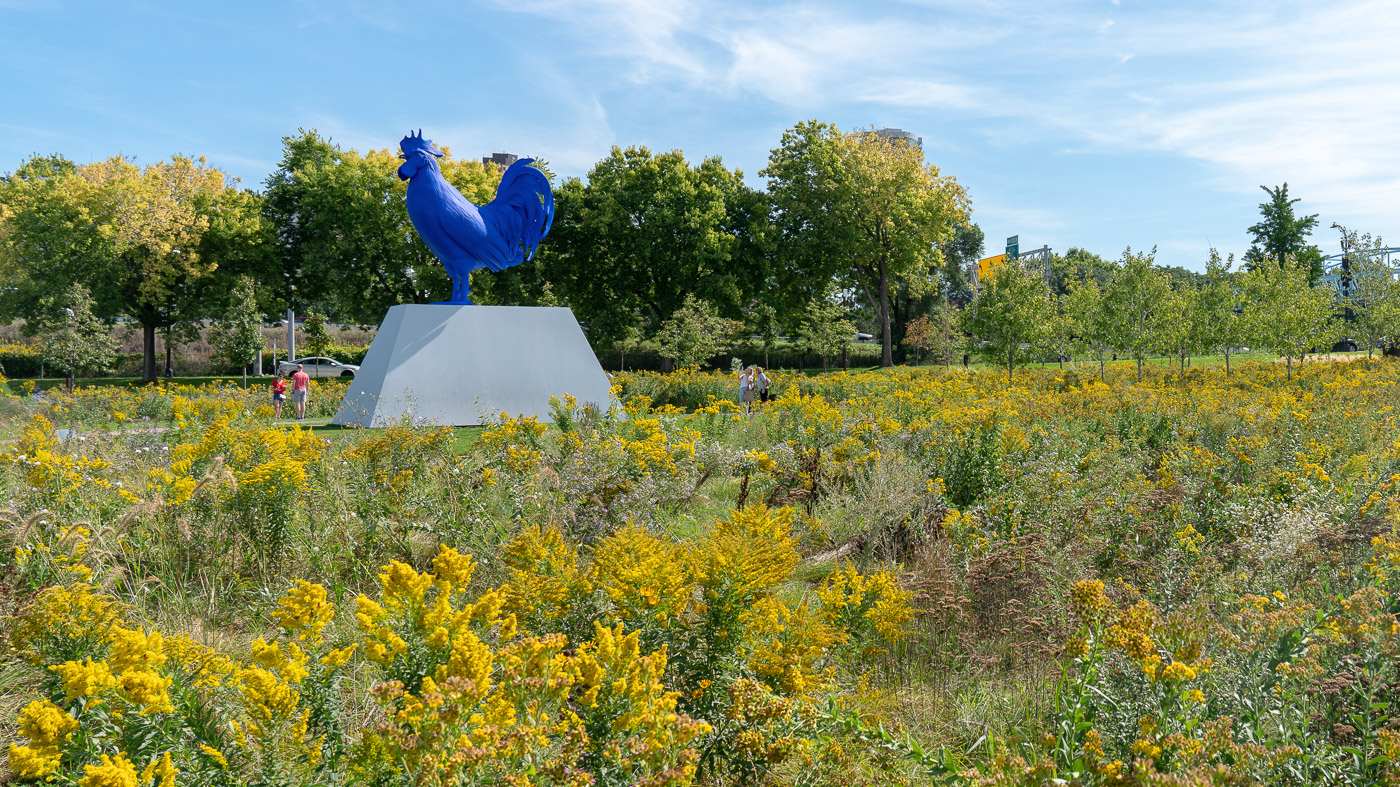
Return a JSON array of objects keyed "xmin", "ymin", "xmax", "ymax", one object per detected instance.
[
  {"xmin": 270, "ymin": 373, "xmax": 287, "ymax": 418},
  {"xmin": 291, "ymin": 364, "xmax": 311, "ymax": 420},
  {"xmin": 739, "ymin": 366, "xmax": 756, "ymax": 414},
  {"xmin": 756, "ymin": 367, "xmax": 771, "ymax": 405}
]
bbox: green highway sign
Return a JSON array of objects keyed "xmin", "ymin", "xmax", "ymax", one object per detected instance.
[{"xmin": 1006, "ymin": 235, "xmax": 1019, "ymax": 260}]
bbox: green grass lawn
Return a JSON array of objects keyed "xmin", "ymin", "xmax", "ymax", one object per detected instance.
[{"xmin": 4, "ymin": 375, "xmax": 286, "ymax": 395}]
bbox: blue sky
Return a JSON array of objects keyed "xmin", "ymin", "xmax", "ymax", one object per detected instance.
[{"xmin": 2, "ymin": 0, "xmax": 1396, "ymax": 270}]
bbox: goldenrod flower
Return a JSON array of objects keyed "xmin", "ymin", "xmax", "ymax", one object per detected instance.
[{"xmin": 78, "ymin": 752, "xmax": 139, "ymax": 787}]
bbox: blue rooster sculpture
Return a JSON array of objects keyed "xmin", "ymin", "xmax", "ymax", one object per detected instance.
[{"xmin": 397, "ymin": 130, "xmax": 554, "ymax": 304}]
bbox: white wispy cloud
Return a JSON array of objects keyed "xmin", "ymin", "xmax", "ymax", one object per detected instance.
[{"xmin": 496, "ymin": 0, "xmax": 1400, "ymax": 234}]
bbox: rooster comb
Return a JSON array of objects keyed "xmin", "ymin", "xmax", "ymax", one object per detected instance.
[{"xmin": 399, "ymin": 129, "xmax": 443, "ymax": 157}]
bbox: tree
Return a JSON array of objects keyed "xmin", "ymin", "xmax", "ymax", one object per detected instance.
[
  {"xmin": 1242, "ymin": 257, "xmax": 1334, "ymax": 380},
  {"xmin": 655, "ymin": 294, "xmax": 741, "ymax": 370},
  {"xmin": 1337, "ymin": 225, "xmax": 1398, "ymax": 358},
  {"xmin": 29, "ymin": 283, "xmax": 117, "ymax": 393},
  {"xmin": 1102, "ymin": 248, "xmax": 1172, "ymax": 381},
  {"xmin": 963, "ymin": 260, "xmax": 1054, "ymax": 381},
  {"xmin": 1038, "ymin": 300, "xmax": 1075, "ymax": 370},
  {"xmin": 1194, "ymin": 251, "xmax": 1247, "ymax": 374},
  {"xmin": 1156, "ymin": 286, "xmax": 1198, "ymax": 372},
  {"xmin": 303, "ymin": 313, "xmax": 333, "ymax": 357},
  {"xmin": 538, "ymin": 146, "xmax": 769, "ymax": 348},
  {"xmin": 210, "ymin": 275, "xmax": 265, "ymax": 388},
  {"xmin": 742, "ymin": 300, "xmax": 783, "ymax": 370},
  {"xmin": 901, "ymin": 312, "xmax": 935, "ymax": 364},
  {"xmin": 0, "ymin": 154, "xmax": 265, "ymax": 383},
  {"xmin": 764, "ymin": 122, "xmax": 970, "ymax": 366},
  {"xmin": 1245, "ymin": 183, "xmax": 1323, "ymax": 285},
  {"xmin": 928, "ymin": 302, "xmax": 964, "ymax": 368},
  {"xmin": 1063, "ymin": 276, "xmax": 1113, "ymax": 380},
  {"xmin": 800, "ymin": 289, "xmax": 856, "ymax": 372},
  {"xmin": 935, "ymin": 223, "xmax": 984, "ymax": 306},
  {"xmin": 903, "ymin": 315, "xmax": 933, "ymax": 366},
  {"xmin": 1049, "ymin": 247, "xmax": 1115, "ymax": 296}
]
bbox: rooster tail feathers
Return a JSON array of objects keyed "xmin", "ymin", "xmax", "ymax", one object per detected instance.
[{"xmin": 485, "ymin": 158, "xmax": 555, "ymax": 263}]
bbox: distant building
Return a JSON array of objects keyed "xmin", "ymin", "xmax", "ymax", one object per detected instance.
[
  {"xmin": 874, "ymin": 128, "xmax": 922, "ymax": 148},
  {"xmin": 482, "ymin": 152, "xmax": 519, "ymax": 170}
]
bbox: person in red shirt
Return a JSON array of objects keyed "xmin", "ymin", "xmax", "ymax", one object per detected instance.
[
  {"xmin": 270, "ymin": 373, "xmax": 288, "ymax": 418},
  {"xmin": 290, "ymin": 364, "xmax": 311, "ymax": 420}
]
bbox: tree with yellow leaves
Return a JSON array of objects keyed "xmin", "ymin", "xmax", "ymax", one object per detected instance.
[{"xmin": 0, "ymin": 153, "xmax": 265, "ymax": 382}]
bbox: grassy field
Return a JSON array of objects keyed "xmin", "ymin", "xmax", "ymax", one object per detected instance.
[{"xmin": 2, "ymin": 359, "xmax": 1400, "ymax": 785}]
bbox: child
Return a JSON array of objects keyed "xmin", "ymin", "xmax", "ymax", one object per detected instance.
[{"xmin": 270, "ymin": 373, "xmax": 287, "ymax": 418}]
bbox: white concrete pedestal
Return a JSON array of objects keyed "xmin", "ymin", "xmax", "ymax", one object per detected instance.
[{"xmin": 331, "ymin": 304, "xmax": 613, "ymax": 427}]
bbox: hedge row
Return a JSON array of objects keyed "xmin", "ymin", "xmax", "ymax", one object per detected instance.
[
  {"xmin": 1, "ymin": 339, "xmax": 885, "ymax": 378},
  {"xmin": 595, "ymin": 341, "xmax": 884, "ymax": 372}
]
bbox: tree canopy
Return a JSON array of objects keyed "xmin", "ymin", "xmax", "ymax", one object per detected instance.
[
  {"xmin": 764, "ymin": 122, "xmax": 969, "ymax": 366},
  {"xmin": 538, "ymin": 146, "xmax": 768, "ymax": 347},
  {"xmin": 0, "ymin": 153, "xmax": 265, "ymax": 381},
  {"xmin": 1245, "ymin": 183, "xmax": 1323, "ymax": 285}
]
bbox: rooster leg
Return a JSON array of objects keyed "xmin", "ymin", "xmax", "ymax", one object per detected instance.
[{"xmin": 451, "ymin": 272, "xmax": 473, "ymax": 305}]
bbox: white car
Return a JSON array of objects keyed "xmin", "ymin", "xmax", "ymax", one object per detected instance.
[{"xmin": 277, "ymin": 356, "xmax": 360, "ymax": 378}]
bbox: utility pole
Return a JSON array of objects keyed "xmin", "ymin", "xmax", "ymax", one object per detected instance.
[{"xmin": 286, "ymin": 309, "xmax": 296, "ymax": 363}]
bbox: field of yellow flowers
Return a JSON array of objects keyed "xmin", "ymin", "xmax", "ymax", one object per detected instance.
[{"xmin": 2, "ymin": 360, "xmax": 1400, "ymax": 786}]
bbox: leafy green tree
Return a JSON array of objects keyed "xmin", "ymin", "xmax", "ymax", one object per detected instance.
[
  {"xmin": 1337, "ymin": 225, "xmax": 1398, "ymax": 358},
  {"xmin": 538, "ymin": 146, "xmax": 769, "ymax": 348},
  {"xmin": 1062, "ymin": 275, "xmax": 1114, "ymax": 380},
  {"xmin": 302, "ymin": 312, "xmax": 333, "ymax": 358},
  {"xmin": 929, "ymin": 301, "xmax": 964, "ymax": 368},
  {"xmin": 1194, "ymin": 251, "xmax": 1247, "ymax": 374},
  {"xmin": 1245, "ymin": 183, "xmax": 1324, "ymax": 285},
  {"xmin": 1049, "ymin": 247, "xmax": 1115, "ymax": 296},
  {"xmin": 936, "ymin": 223, "xmax": 984, "ymax": 305},
  {"xmin": 1155, "ymin": 286, "xmax": 1198, "ymax": 371},
  {"xmin": 1242, "ymin": 257, "xmax": 1335, "ymax": 380},
  {"xmin": 0, "ymin": 155, "xmax": 101, "ymax": 323},
  {"xmin": 1038, "ymin": 300, "xmax": 1075, "ymax": 370},
  {"xmin": 1103, "ymin": 248, "xmax": 1172, "ymax": 381},
  {"xmin": 655, "ymin": 294, "xmax": 741, "ymax": 370},
  {"xmin": 764, "ymin": 122, "xmax": 970, "ymax": 366},
  {"xmin": 29, "ymin": 283, "xmax": 117, "ymax": 393},
  {"xmin": 746, "ymin": 301, "xmax": 781, "ymax": 369},
  {"xmin": 963, "ymin": 260, "xmax": 1053, "ymax": 381},
  {"xmin": 800, "ymin": 289, "xmax": 856, "ymax": 372},
  {"xmin": 210, "ymin": 275, "xmax": 265, "ymax": 387}
]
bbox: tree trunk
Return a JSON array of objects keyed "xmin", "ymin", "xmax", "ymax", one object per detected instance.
[
  {"xmin": 1099, "ymin": 352, "xmax": 1105, "ymax": 381},
  {"xmin": 1136, "ymin": 358, "xmax": 1143, "ymax": 381},
  {"xmin": 1224, "ymin": 350, "xmax": 1231, "ymax": 375},
  {"xmin": 879, "ymin": 275, "xmax": 893, "ymax": 367},
  {"xmin": 66, "ymin": 375, "xmax": 74, "ymax": 395},
  {"xmin": 242, "ymin": 365, "xmax": 248, "ymax": 389},
  {"xmin": 1286, "ymin": 355, "xmax": 1292, "ymax": 380},
  {"xmin": 142, "ymin": 322, "xmax": 157, "ymax": 383},
  {"xmin": 1007, "ymin": 348, "xmax": 1014, "ymax": 382},
  {"xmin": 165, "ymin": 327, "xmax": 174, "ymax": 377}
]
